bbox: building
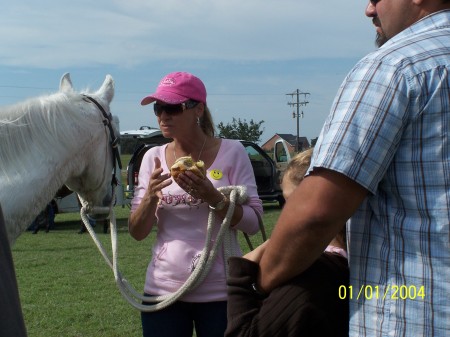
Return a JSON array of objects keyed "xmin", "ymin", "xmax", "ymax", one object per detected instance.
[{"xmin": 261, "ymin": 133, "xmax": 310, "ymax": 155}]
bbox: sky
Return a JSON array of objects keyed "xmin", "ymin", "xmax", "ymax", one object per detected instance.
[{"xmin": 0, "ymin": 0, "xmax": 377, "ymax": 145}]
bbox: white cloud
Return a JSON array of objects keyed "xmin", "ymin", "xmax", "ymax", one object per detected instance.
[
  {"xmin": 0, "ymin": 0, "xmax": 379, "ymax": 143},
  {"xmin": 0, "ymin": 0, "xmax": 374, "ymax": 68}
]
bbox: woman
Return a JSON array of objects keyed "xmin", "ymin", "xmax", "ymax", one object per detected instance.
[{"xmin": 129, "ymin": 71, "xmax": 263, "ymax": 337}]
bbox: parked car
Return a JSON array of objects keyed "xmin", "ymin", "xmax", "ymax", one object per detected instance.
[
  {"xmin": 239, "ymin": 140, "xmax": 285, "ymax": 207},
  {"xmin": 121, "ymin": 127, "xmax": 286, "ymax": 207}
]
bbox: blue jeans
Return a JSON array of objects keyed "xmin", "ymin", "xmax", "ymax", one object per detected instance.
[{"xmin": 141, "ymin": 297, "xmax": 227, "ymax": 337}]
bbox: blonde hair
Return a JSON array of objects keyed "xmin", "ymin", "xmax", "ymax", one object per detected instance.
[
  {"xmin": 284, "ymin": 147, "xmax": 314, "ymax": 185},
  {"xmin": 283, "ymin": 147, "xmax": 347, "ymax": 247}
]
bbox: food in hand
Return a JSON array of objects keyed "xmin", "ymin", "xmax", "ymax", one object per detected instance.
[{"xmin": 170, "ymin": 156, "xmax": 206, "ymax": 179}]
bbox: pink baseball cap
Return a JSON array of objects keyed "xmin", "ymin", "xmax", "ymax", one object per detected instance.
[{"xmin": 140, "ymin": 72, "xmax": 207, "ymax": 105}]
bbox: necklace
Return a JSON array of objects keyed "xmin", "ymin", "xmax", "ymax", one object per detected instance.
[{"xmin": 173, "ymin": 136, "xmax": 207, "ymax": 162}]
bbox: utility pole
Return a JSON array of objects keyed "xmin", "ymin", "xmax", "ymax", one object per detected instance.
[{"xmin": 287, "ymin": 89, "xmax": 310, "ymax": 153}]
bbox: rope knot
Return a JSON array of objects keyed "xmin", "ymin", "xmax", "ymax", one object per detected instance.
[{"xmin": 218, "ymin": 185, "xmax": 248, "ymax": 205}]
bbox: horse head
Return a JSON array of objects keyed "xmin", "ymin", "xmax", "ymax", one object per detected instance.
[
  {"xmin": 0, "ymin": 73, "xmax": 122, "ymax": 243},
  {"xmin": 60, "ymin": 73, "xmax": 121, "ymax": 221}
]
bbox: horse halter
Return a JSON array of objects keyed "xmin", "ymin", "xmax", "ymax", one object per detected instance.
[{"xmin": 82, "ymin": 95, "xmax": 122, "ymax": 188}]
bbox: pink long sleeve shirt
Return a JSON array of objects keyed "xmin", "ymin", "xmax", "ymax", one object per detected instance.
[{"xmin": 131, "ymin": 139, "xmax": 263, "ymax": 302}]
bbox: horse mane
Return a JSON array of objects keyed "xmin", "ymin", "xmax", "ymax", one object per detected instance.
[{"xmin": 0, "ymin": 89, "xmax": 106, "ymax": 184}]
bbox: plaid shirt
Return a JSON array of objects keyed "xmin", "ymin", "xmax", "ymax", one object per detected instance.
[{"xmin": 310, "ymin": 10, "xmax": 450, "ymax": 337}]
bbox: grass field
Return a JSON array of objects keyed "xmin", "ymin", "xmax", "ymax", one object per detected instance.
[{"xmin": 12, "ymin": 203, "xmax": 281, "ymax": 337}]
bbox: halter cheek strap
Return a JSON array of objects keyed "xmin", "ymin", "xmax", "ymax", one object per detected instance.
[{"xmin": 82, "ymin": 95, "xmax": 122, "ymax": 187}]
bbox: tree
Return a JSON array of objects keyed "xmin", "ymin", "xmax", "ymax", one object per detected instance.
[{"xmin": 217, "ymin": 118, "xmax": 265, "ymax": 143}]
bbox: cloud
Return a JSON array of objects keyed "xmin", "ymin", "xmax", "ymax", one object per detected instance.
[
  {"xmin": 0, "ymin": 0, "xmax": 378, "ymax": 143},
  {"xmin": 0, "ymin": 0, "xmax": 374, "ymax": 68}
]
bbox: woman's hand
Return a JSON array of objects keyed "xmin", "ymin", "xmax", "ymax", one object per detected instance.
[
  {"xmin": 129, "ymin": 157, "xmax": 171, "ymax": 241},
  {"xmin": 175, "ymin": 170, "xmax": 221, "ymax": 204},
  {"xmin": 145, "ymin": 157, "xmax": 172, "ymax": 200},
  {"xmin": 175, "ymin": 170, "xmax": 244, "ymax": 227}
]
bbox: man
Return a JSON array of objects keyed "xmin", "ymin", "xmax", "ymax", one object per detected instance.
[{"xmin": 256, "ymin": 1, "xmax": 450, "ymax": 336}]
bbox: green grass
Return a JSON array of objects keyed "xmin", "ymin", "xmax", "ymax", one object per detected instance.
[{"xmin": 12, "ymin": 203, "xmax": 281, "ymax": 337}]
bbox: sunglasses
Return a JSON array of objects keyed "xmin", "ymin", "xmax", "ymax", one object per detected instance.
[
  {"xmin": 153, "ymin": 100, "xmax": 199, "ymax": 117},
  {"xmin": 370, "ymin": 0, "xmax": 381, "ymax": 4}
]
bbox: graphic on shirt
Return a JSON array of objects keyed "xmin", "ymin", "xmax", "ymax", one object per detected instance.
[
  {"xmin": 158, "ymin": 192, "xmax": 203, "ymax": 208},
  {"xmin": 210, "ymin": 169, "xmax": 223, "ymax": 180}
]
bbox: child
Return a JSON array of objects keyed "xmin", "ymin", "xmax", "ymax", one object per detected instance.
[{"xmin": 225, "ymin": 148, "xmax": 349, "ymax": 337}]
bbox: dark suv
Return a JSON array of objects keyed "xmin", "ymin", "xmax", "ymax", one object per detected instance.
[{"xmin": 121, "ymin": 127, "xmax": 285, "ymax": 207}]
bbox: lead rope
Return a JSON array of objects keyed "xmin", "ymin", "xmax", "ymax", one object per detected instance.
[{"xmin": 80, "ymin": 185, "xmax": 248, "ymax": 312}]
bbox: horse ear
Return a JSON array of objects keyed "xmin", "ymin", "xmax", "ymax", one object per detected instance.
[
  {"xmin": 96, "ymin": 74, "xmax": 115, "ymax": 104},
  {"xmin": 60, "ymin": 73, "xmax": 74, "ymax": 93}
]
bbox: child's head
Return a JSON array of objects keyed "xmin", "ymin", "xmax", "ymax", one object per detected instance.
[
  {"xmin": 281, "ymin": 148, "xmax": 346, "ymax": 249},
  {"xmin": 281, "ymin": 148, "xmax": 313, "ymax": 200}
]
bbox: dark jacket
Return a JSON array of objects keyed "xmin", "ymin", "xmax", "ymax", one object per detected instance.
[{"xmin": 225, "ymin": 253, "xmax": 349, "ymax": 337}]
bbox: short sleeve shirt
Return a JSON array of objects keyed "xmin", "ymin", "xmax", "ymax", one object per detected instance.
[{"xmin": 309, "ymin": 10, "xmax": 450, "ymax": 337}]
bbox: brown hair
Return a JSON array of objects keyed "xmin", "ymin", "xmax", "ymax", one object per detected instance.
[{"xmin": 200, "ymin": 104, "xmax": 215, "ymax": 137}]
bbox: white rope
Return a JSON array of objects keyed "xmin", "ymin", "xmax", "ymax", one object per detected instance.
[{"xmin": 81, "ymin": 185, "xmax": 248, "ymax": 312}]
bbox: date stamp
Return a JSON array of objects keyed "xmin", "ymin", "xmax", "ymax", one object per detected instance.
[{"xmin": 338, "ymin": 285, "xmax": 425, "ymax": 300}]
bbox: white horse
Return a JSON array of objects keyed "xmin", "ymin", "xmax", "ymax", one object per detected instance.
[{"xmin": 0, "ymin": 73, "xmax": 119, "ymax": 245}]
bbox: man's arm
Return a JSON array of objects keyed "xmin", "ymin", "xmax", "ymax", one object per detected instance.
[{"xmin": 258, "ymin": 168, "xmax": 367, "ymax": 292}]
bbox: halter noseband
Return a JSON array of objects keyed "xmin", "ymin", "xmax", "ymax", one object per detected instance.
[{"xmin": 82, "ymin": 95, "xmax": 122, "ymax": 187}]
